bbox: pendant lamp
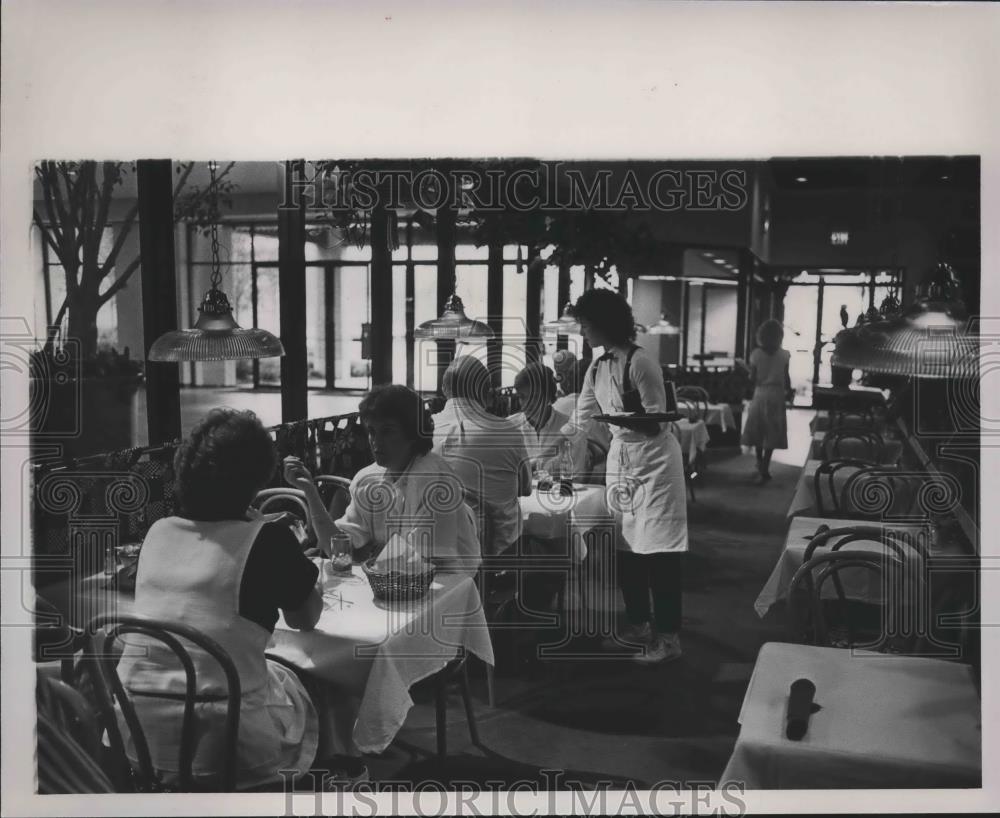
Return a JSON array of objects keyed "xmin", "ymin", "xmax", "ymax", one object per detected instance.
[
  {"xmin": 543, "ymin": 302, "xmax": 581, "ymax": 335},
  {"xmin": 831, "ymin": 264, "xmax": 976, "ymax": 379},
  {"xmin": 149, "ymin": 163, "xmax": 284, "ymax": 362},
  {"xmin": 413, "ymin": 294, "xmax": 494, "ymax": 340},
  {"xmin": 646, "ymin": 313, "xmax": 681, "ymax": 336}
]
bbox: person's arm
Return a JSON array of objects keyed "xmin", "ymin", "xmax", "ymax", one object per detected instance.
[
  {"xmin": 243, "ymin": 523, "xmax": 323, "ymax": 632},
  {"xmin": 747, "ymin": 349, "xmax": 759, "ymax": 390},
  {"xmin": 515, "ymin": 446, "xmax": 533, "ymax": 496},
  {"xmin": 283, "ymin": 458, "xmax": 340, "ymax": 556},
  {"xmin": 283, "ymin": 586, "xmax": 323, "ymax": 631},
  {"xmin": 574, "ymin": 362, "xmax": 600, "ymax": 426}
]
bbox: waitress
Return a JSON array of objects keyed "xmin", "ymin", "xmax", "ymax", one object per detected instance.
[{"xmin": 573, "ymin": 288, "xmax": 688, "ymax": 664}]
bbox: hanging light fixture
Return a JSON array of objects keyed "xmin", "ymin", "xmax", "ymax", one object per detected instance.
[
  {"xmin": 543, "ymin": 302, "xmax": 581, "ymax": 335},
  {"xmin": 414, "ymin": 294, "xmax": 494, "ymax": 340},
  {"xmin": 149, "ymin": 162, "xmax": 284, "ymax": 362},
  {"xmin": 646, "ymin": 312, "xmax": 682, "ymax": 336},
  {"xmin": 832, "ymin": 263, "xmax": 976, "ymax": 379}
]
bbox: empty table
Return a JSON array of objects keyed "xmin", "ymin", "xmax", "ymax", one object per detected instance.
[
  {"xmin": 754, "ymin": 515, "xmax": 927, "ymax": 618},
  {"xmin": 721, "ymin": 642, "xmax": 981, "ymax": 789}
]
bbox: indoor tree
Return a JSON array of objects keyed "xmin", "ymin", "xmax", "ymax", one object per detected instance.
[{"xmin": 32, "ymin": 160, "xmax": 236, "ymax": 363}]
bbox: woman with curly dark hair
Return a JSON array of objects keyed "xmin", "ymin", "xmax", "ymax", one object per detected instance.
[
  {"xmin": 116, "ymin": 409, "xmax": 323, "ymax": 789},
  {"xmin": 285, "ymin": 384, "xmax": 481, "ymax": 575},
  {"xmin": 572, "ymin": 288, "xmax": 688, "ymax": 664}
]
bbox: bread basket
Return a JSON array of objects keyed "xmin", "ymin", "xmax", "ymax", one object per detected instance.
[{"xmin": 362, "ymin": 557, "xmax": 436, "ymax": 602}]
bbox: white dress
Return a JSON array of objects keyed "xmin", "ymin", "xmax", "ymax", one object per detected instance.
[
  {"xmin": 576, "ymin": 346, "xmax": 688, "ymax": 554},
  {"xmin": 740, "ymin": 347, "xmax": 789, "ymax": 450}
]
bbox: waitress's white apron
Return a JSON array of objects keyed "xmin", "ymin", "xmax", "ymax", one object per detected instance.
[{"xmin": 605, "ymin": 425, "xmax": 688, "ymax": 554}]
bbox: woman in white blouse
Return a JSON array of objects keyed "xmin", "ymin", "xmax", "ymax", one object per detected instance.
[
  {"xmin": 286, "ymin": 385, "xmax": 481, "ymax": 576},
  {"xmin": 573, "ymin": 289, "xmax": 689, "ymax": 664}
]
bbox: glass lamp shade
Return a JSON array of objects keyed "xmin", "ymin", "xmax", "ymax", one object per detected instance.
[
  {"xmin": 148, "ymin": 289, "xmax": 285, "ymax": 362},
  {"xmin": 543, "ymin": 302, "xmax": 581, "ymax": 335},
  {"xmin": 831, "ymin": 320, "xmax": 977, "ymax": 379},
  {"xmin": 414, "ymin": 294, "xmax": 494, "ymax": 340},
  {"xmin": 647, "ymin": 314, "xmax": 681, "ymax": 335},
  {"xmin": 831, "ymin": 262, "xmax": 974, "ymax": 379}
]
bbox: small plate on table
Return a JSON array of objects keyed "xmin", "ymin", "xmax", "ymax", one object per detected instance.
[{"xmin": 595, "ymin": 412, "xmax": 683, "ymax": 426}]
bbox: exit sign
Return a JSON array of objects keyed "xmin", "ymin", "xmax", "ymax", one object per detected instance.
[{"xmin": 830, "ymin": 231, "xmax": 849, "ymax": 245}]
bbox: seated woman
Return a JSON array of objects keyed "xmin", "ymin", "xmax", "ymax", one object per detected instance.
[
  {"xmin": 287, "ymin": 384, "xmax": 482, "ymax": 575},
  {"xmin": 116, "ymin": 409, "xmax": 322, "ymax": 789},
  {"xmin": 508, "ymin": 362, "xmax": 588, "ymax": 478}
]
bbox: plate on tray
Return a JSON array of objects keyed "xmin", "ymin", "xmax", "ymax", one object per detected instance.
[{"xmin": 595, "ymin": 412, "xmax": 682, "ymax": 426}]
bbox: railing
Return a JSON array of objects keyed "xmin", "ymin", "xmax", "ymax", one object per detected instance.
[{"xmin": 31, "ymin": 413, "xmax": 372, "ymax": 579}]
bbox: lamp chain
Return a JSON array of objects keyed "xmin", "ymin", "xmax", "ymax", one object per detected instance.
[{"xmin": 209, "ymin": 161, "xmax": 222, "ymax": 290}]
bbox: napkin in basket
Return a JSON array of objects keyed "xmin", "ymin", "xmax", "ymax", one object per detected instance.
[{"xmin": 372, "ymin": 532, "xmax": 431, "ymax": 574}]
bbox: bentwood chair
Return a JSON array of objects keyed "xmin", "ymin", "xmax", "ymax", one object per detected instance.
[
  {"xmin": 838, "ymin": 467, "xmax": 926, "ymax": 522},
  {"xmin": 84, "ymin": 613, "xmax": 242, "ymax": 792},
  {"xmin": 36, "ymin": 671, "xmax": 116, "ymax": 794},
  {"xmin": 676, "ymin": 386, "xmax": 710, "ymax": 423},
  {"xmin": 820, "ymin": 428, "xmax": 886, "ymax": 463},
  {"xmin": 34, "ymin": 593, "xmax": 86, "ymax": 686},
  {"xmin": 787, "ymin": 550, "xmax": 915, "ymax": 653},
  {"xmin": 252, "ymin": 487, "xmax": 314, "ymax": 548},
  {"xmin": 430, "ymin": 653, "xmax": 481, "ymax": 761},
  {"xmin": 812, "ymin": 458, "xmax": 880, "ymax": 517},
  {"xmin": 315, "ymin": 474, "xmax": 353, "ymax": 519}
]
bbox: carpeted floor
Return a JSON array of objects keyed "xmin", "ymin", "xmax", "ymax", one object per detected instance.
[{"xmin": 363, "ymin": 440, "xmax": 806, "ymax": 788}]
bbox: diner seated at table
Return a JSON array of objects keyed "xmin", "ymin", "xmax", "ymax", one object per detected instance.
[
  {"xmin": 430, "ymin": 357, "xmax": 531, "ymax": 555},
  {"xmin": 551, "ymin": 350, "xmax": 612, "ymax": 454},
  {"xmin": 508, "ymin": 362, "xmax": 588, "ymax": 478},
  {"xmin": 287, "ymin": 384, "xmax": 482, "ymax": 575},
  {"xmin": 115, "ymin": 409, "xmax": 322, "ymax": 790}
]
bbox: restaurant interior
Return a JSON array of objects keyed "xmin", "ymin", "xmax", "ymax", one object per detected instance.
[{"xmin": 29, "ymin": 156, "xmax": 982, "ymax": 793}]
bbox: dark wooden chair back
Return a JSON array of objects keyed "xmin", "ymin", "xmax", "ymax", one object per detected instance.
[
  {"xmin": 788, "ymin": 549, "xmax": 914, "ymax": 652},
  {"xmin": 84, "ymin": 613, "xmax": 242, "ymax": 792},
  {"xmin": 812, "ymin": 458, "xmax": 879, "ymax": 517}
]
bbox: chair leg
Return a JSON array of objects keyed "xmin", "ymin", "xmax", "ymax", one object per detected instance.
[
  {"xmin": 458, "ymin": 663, "xmax": 480, "ymax": 747},
  {"xmin": 435, "ymin": 675, "xmax": 447, "ymax": 761},
  {"xmin": 485, "ymin": 661, "xmax": 496, "ymax": 708}
]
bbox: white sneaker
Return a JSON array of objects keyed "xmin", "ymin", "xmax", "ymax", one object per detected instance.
[
  {"xmin": 601, "ymin": 621, "xmax": 652, "ymax": 651},
  {"xmin": 633, "ymin": 633, "xmax": 683, "ymax": 665}
]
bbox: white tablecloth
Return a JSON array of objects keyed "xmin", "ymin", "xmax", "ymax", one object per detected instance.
[
  {"xmin": 671, "ymin": 419, "xmax": 710, "ymax": 463},
  {"xmin": 721, "ymin": 642, "xmax": 981, "ymax": 789},
  {"xmin": 680, "ymin": 401, "xmax": 736, "ymax": 432},
  {"xmin": 754, "ymin": 516, "xmax": 927, "ymax": 618},
  {"xmin": 268, "ymin": 563, "xmax": 493, "ymax": 754},
  {"xmin": 518, "ymin": 482, "xmax": 611, "ymax": 555}
]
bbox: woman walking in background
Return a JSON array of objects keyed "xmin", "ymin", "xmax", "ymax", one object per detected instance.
[{"xmin": 741, "ymin": 318, "xmax": 791, "ymax": 482}]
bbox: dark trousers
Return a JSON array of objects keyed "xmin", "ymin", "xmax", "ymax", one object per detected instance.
[{"xmin": 617, "ymin": 550, "xmax": 683, "ymax": 634}]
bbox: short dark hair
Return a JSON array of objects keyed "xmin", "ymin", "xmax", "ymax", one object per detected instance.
[
  {"xmin": 174, "ymin": 409, "xmax": 277, "ymax": 521},
  {"xmin": 441, "ymin": 356, "xmax": 491, "ymax": 406},
  {"xmin": 514, "ymin": 362, "xmax": 557, "ymax": 405},
  {"xmin": 358, "ymin": 384, "xmax": 434, "ymax": 455},
  {"xmin": 573, "ymin": 289, "xmax": 637, "ymax": 346},
  {"xmin": 552, "ymin": 350, "xmax": 580, "ymax": 393}
]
